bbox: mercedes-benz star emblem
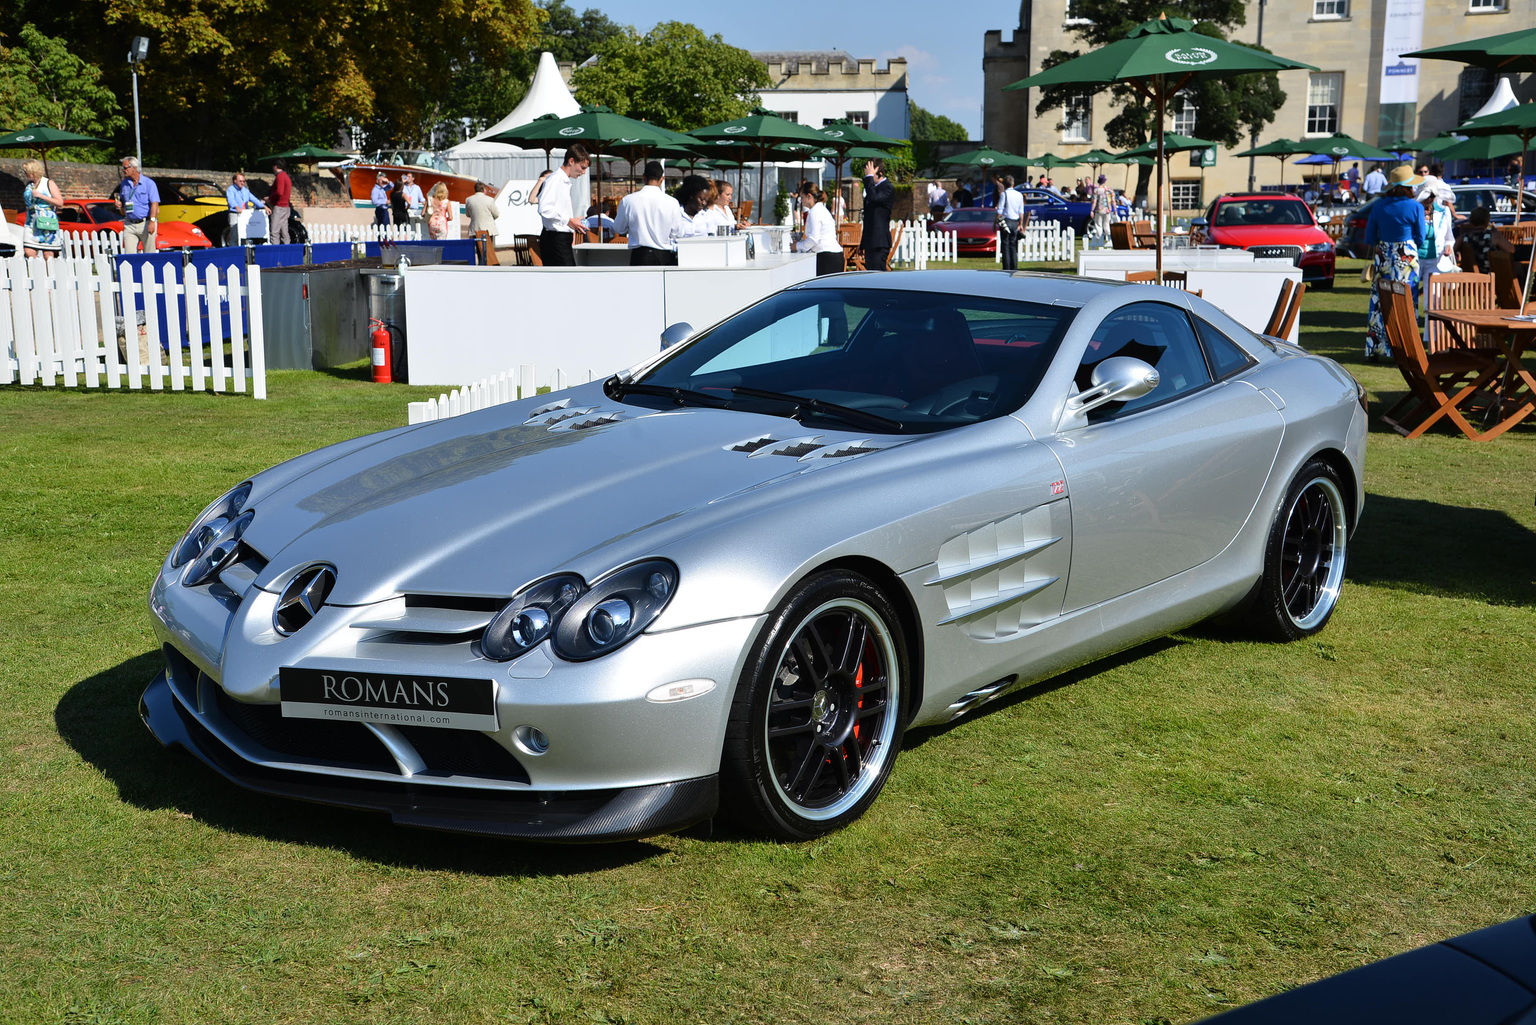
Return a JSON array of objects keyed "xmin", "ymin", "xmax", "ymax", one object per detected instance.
[{"xmin": 274, "ymin": 565, "xmax": 336, "ymax": 635}]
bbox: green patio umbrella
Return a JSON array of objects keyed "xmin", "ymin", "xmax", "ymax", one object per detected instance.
[
  {"xmin": 257, "ymin": 142, "xmax": 349, "ymax": 164},
  {"xmin": 1027, "ymin": 152, "xmax": 1083, "ymax": 170},
  {"xmin": 940, "ymin": 146, "xmax": 1028, "ymax": 170},
  {"xmin": 1403, "ymin": 26, "xmax": 1536, "ymax": 73},
  {"xmin": 1305, "ymin": 132, "xmax": 1396, "ymax": 161},
  {"xmin": 1074, "ymin": 148, "xmax": 1123, "ymax": 166},
  {"xmin": 1431, "ymin": 133, "xmax": 1524, "ymax": 164},
  {"xmin": 1458, "ymin": 104, "xmax": 1536, "ymax": 304},
  {"xmin": 1232, "ymin": 138, "xmax": 1311, "ymax": 188},
  {"xmin": 690, "ymin": 108, "xmax": 831, "ymax": 223},
  {"xmin": 1118, "ymin": 133, "xmax": 1219, "ymax": 158},
  {"xmin": 1005, "ymin": 15, "xmax": 1316, "ymax": 276},
  {"xmin": 0, "ymin": 123, "xmax": 112, "ymax": 175}
]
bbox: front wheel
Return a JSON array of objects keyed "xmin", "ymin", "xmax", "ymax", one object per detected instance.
[
  {"xmin": 721, "ymin": 572, "xmax": 908, "ymax": 841},
  {"xmin": 1242, "ymin": 460, "xmax": 1349, "ymax": 641}
]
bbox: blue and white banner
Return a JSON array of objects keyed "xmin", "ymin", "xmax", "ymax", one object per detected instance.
[{"xmin": 1380, "ymin": 0, "xmax": 1425, "ymax": 106}]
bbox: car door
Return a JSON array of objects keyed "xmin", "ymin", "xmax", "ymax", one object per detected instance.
[{"xmin": 1041, "ymin": 301, "xmax": 1285, "ymax": 612}]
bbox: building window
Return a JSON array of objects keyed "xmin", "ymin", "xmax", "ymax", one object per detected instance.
[
  {"xmin": 1313, "ymin": 0, "xmax": 1348, "ymax": 18},
  {"xmin": 1171, "ymin": 180, "xmax": 1202, "ymax": 210},
  {"xmin": 1469, "ymin": 0, "xmax": 1507, "ymax": 10},
  {"xmin": 1306, "ymin": 73, "xmax": 1341, "ymax": 136},
  {"xmin": 845, "ymin": 111, "xmax": 870, "ymax": 129},
  {"xmin": 1458, "ymin": 68, "xmax": 1495, "ymax": 122},
  {"xmin": 1064, "ymin": 0, "xmax": 1093, "ymax": 24},
  {"xmin": 1171, "ymin": 89, "xmax": 1197, "ymax": 136},
  {"xmin": 775, "ymin": 111, "xmax": 799, "ymax": 124},
  {"xmin": 1062, "ymin": 93, "xmax": 1091, "ymax": 143}
]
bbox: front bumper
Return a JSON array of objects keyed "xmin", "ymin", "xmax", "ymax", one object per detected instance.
[{"xmin": 141, "ymin": 669, "xmax": 718, "ymax": 842}]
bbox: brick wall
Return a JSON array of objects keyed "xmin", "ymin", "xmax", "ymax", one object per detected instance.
[{"xmin": 0, "ymin": 158, "xmax": 353, "ymax": 212}]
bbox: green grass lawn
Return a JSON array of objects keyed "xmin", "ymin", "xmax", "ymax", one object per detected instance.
[{"xmin": 2, "ymin": 265, "xmax": 1533, "ymax": 1025}]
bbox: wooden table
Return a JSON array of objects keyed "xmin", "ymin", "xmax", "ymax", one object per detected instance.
[{"xmin": 1427, "ymin": 307, "xmax": 1536, "ymax": 434}]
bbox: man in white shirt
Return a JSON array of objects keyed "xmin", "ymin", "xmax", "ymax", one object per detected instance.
[
  {"xmin": 536, "ymin": 143, "xmax": 591, "ymax": 266},
  {"xmin": 997, "ymin": 176, "xmax": 1025, "ymax": 271},
  {"xmin": 1362, "ymin": 165, "xmax": 1387, "ymax": 200},
  {"xmin": 400, "ymin": 172, "xmax": 426, "ymax": 225},
  {"xmin": 614, "ymin": 161, "xmax": 682, "ymax": 266},
  {"xmin": 927, "ymin": 179, "xmax": 949, "ymax": 219}
]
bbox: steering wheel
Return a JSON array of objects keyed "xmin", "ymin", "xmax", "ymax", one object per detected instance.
[{"xmin": 914, "ymin": 375, "xmax": 1003, "ymax": 417}]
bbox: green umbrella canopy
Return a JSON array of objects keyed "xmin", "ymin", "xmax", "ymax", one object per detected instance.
[
  {"xmin": 1431, "ymin": 133, "xmax": 1525, "ymax": 162},
  {"xmin": 815, "ymin": 118, "xmax": 904, "ymax": 152},
  {"xmin": 1403, "ymin": 27, "xmax": 1536, "ymax": 72},
  {"xmin": 940, "ymin": 146, "xmax": 1029, "ymax": 169},
  {"xmin": 1119, "ymin": 133, "xmax": 1220, "ymax": 158},
  {"xmin": 485, "ymin": 105, "xmax": 682, "ymax": 147},
  {"xmin": 1231, "ymin": 138, "xmax": 1310, "ymax": 158},
  {"xmin": 258, "ymin": 142, "xmax": 348, "ymax": 163},
  {"xmin": 0, "ymin": 123, "xmax": 114, "ymax": 175},
  {"xmin": 1304, "ymin": 132, "xmax": 1396, "ymax": 161},
  {"xmin": 690, "ymin": 108, "xmax": 830, "ymax": 149},
  {"xmin": 1074, "ymin": 148, "xmax": 1124, "ymax": 165},
  {"xmin": 1027, "ymin": 152, "xmax": 1083, "ymax": 169}
]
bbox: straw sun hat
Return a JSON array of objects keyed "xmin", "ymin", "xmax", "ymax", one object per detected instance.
[{"xmin": 1387, "ymin": 164, "xmax": 1426, "ymax": 189}]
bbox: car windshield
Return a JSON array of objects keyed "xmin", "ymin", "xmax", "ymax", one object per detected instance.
[
  {"xmin": 164, "ymin": 181, "xmax": 221, "ymax": 201},
  {"xmin": 946, "ymin": 210, "xmax": 994, "ymax": 223},
  {"xmin": 85, "ymin": 203, "xmax": 120, "ymax": 223},
  {"xmin": 620, "ymin": 287, "xmax": 1077, "ymax": 434},
  {"xmin": 1215, "ymin": 200, "xmax": 1313, "ymax": 227}
]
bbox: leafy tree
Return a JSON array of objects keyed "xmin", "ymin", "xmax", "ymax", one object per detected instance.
[
  {"xmin": 450, "ymin": 1, "xmax": 629, "ymax": 139},
  {"xmin": 571, "ymin": 22, "xmax": 770, "ymax": 130},
  {"xmin": 0, "ymin": 25, "xmax": 126, "ymax": 162},
  {"xmin": 1031, "ymin": 0, "xmax": 1285, "ymax": 197},
  {"xmin": 909, "ymin": 101, "xmax": 968, "ymax": 176},
  {"xmin": 10, "ymin": 0, "xmax": 543, "ymax": 167}
]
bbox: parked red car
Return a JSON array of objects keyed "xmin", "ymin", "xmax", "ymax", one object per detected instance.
[
  {"xmin": 929, "ymin": 207, "xmax": 999, "ymax": 257},
  {"xmin": 9, "ymin": 198, "xmax": 212, "ymax": 249},
  {"xmin": 1195, "ymin": 193, "xmax": 1335, "ymax": 289}
]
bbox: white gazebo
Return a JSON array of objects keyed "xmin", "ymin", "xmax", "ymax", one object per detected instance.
[{"xmin": 445, "ymin": 51, "xmax": 583, "ymax": 184}]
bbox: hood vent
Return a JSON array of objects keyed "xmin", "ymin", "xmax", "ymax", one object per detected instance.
[
  {"xmin": 556, "ymin": 410, "xmax": 628, "ymax": 431},
  {"xmin": 728, "ymin": 435, "xmax": 779, "ymax": 453},
  {"xmin": 730, "ymin": 434, "xmax": 897, "ymax": 461}
]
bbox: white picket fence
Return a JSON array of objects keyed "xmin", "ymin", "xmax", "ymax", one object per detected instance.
[
  {"xmin": 890, "ymin": 219, "xmax": 958, "ymax": 267},
  {"xmin": 996, "ymin": 224, "xmax": 1078, "ymax": 263},
  {"xmin": 305, "ymin": 222, "xmax": 425, "ymax": 244},
  {"xmin": 407, "ymin": 365, "xmax": 596, "ymax": 424},
  {"xmin": 60, "ymin": 231, "xmax": 125, "ymax": 260},
  {"xmin": 1, "ymin": 256, "xmax": 266, "ymax": 398}
]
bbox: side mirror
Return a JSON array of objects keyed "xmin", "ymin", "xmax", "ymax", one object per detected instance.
[
  {"xmin": 1066, "ymin": 356, "xmax": 1160, "ymax": 416},
  {"xmin": 1190, "ymin": 217, "xmax": 1209, "ymax": 228},
  {"xmin": 660, "ymin": 322, "xmax": 694, "ymax": 349}
]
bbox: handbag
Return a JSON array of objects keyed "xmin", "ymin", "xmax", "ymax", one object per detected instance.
[{"xmin": 31, "ymin": 179, "xmax": 59, "ymax": 232}]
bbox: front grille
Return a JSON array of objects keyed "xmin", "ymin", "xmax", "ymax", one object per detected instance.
[
  {"xmin": 1250, "ymin": 244, "xmax": 1302, "ymax": 264},
  {"xmin": 397, "ymin": 726, "xmax": 530, "ymax": 783},
  {"xmin": 214, "ymin": 688, "xmax": 397, "ymax": 772}
]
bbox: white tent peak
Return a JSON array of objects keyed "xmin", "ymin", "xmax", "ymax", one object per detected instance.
[
  {"xmin": 470, "ymin": 52, "xmax": 581, "ymax": 142},
  {"xmin": 1473, "ymin": 77, "xmax": 1520, "ymax": 121}
]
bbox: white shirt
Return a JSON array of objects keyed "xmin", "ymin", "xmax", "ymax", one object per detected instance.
[
  {"xmin": 699, "ymin": 205, "xmax": 736, "ymax": 232},
  {"xmin": 674, "ymin": 208, "xmax": 712, "ymax": 242},
  {"xmin": 796, "ymin": 202, "xmax": 839, "ymax": 253},
  {"xmin": 1363, "ymin": 169, "xmax": 1387, "ymax": 195},
  {"xmin": 998, "ymin": 188, "xmax": 1025, "ymax": 225},
  {"xmin": 614, "ymin": 185, "xmax": 682, "ymax": 250},
  {"xmin": 928, "ymin": 184, "xmax": 949, "ymax": 209},
  {"xmin": 537, "ymin": 165, "xmax": 576, "ymax": 233}
]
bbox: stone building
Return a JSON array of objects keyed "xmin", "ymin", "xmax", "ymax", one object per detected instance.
[
  {"xmin": 984, "ymin": 0, "xmax": 1536, "ymax": 208},
  {"xmin": 752, "ymin": 51, "xmax": 910, "ymax": 140}
]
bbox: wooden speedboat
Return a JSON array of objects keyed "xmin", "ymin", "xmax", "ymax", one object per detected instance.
[{"xmin": 332, "ymin": 150, "xmax": 479, "ymax": 204}]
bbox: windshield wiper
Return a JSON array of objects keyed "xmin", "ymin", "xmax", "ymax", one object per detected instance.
[
  {"xmin": 728, "ymin": 386, "xmax": 904, "ymax": 434},
  {"xmin": 606, "ymin": 380, "xmax": 732, "ymax": 409}
]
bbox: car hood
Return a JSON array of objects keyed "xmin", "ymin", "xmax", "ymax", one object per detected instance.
[
  {"xmin": 243, "ymin": 390, "xmax": 915, "ymax": 606},
  {"xmin": 1209, "ymin": 224, "xmax": 1330, "ymax": 247},
  {"xmin": 934, "ymin": 222, "xmax": 995, "ymax": 236}
]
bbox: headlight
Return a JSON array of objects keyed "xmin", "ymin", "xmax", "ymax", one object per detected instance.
[
  {"xmin": 553, "ymin": 560, "xmax": 678, "ymax": 662},
  {"xmin": 169, "ymin": 481, "xmax": 253, "ymax": 569},
  {"xmin": 182, "ymin": 510, "xmax": 254, "ymax": 586},
  {"xmin": 480, "ymin": 574, "xmax": 585, "ymax": 661},
  {"xmin": 1305, "ymin": 242, "xmax": 1333, "ymax": 252}
]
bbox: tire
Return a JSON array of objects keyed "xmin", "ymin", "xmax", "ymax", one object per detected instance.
[
  {"xmin": 1243, "ymin": 460, "xmax": 1349, "ymax": 641},
  {"xmin": 1313, "ymin": 277, "xmax": 1335, "ymax": 290},
  {"xmin": 721, "ymin": 571, "xmax": 908, "ymax": 840}
]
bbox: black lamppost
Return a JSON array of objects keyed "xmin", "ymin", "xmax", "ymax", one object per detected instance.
[{"xmin": 128, "ymin": 36, "xmax": 149, "ymax": 164}]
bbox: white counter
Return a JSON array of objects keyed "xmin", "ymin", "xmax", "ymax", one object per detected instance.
[
  {"xmin": 402, "ymin": 253, "xmax": 817, "ymax": 388},
  {"xmin": 1077, "ymin": 249, "xmax": 1303, "ymax": 342}
]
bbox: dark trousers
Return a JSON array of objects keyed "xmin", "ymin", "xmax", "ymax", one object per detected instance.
[
  {"xmin": 540, "ymin": 229, "xmax": 575, "ymax": 266},
  {"xmin": 815, "ymin": 251, "xmax": 845, "ymax": 276},
  {"xmin": 373, "ymin": 206, "xmax": 390, "ymax": 226},
  {"xmin": 864, "ymin": 246, "xmax": 890, "ymax": 271},
  {"xmin": 999, "ymin": 225, "xmax": 1020, "ymax": 271},
  {"xmin": 630, "ymin": 246, "xmax": 677, "ymax": 267}
]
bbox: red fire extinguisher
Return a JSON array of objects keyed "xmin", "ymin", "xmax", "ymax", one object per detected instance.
[{"xmin": 369, "ymin": 318, "xmax": 392, "ymax": 383}]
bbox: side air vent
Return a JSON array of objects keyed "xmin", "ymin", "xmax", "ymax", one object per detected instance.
[
  {"xmin": 728, "ymin": 435, "xmax": 779, "ymax": 453},
  {"xmin": 818, "ymin": 442, "xmax": 883, "ymax": 458},
  {"xmin": 556, "ymin": 410, "xmax": 627, "ymax": 431},
  {"xmin": 525, "ymin": 398, "xmax": 572, "ymax": 420}
]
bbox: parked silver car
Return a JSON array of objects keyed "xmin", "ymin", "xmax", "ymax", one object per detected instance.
[{"xmin": 142, "ymin": 271, "xmax": 1367, "ymax": 842}]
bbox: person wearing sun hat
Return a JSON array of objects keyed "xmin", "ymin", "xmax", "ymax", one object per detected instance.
[{"xmin": 1362, "ymin": 164, "xmax": 1426, "ymax": 361}]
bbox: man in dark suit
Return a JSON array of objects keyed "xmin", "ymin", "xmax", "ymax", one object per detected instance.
[{"xmin": 861, "ymin": 158, "xmax": 894, "ymax": 271}]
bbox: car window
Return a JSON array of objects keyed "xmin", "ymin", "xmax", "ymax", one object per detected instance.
[
  {"xmin": 1078, "ymin": 302, "xmax": 1214, "ymax": 421},
  {"xmin": 636, "ymin": 288, "xmax": 1077, "ymax": 433},
  {"xmin": 1194, "ymin": 316, "xmax": 1257, "ymax": 379},
  {"xmin": 947, "ymin": 210, "xmax": 992, "ymax": 223},
  {"xmin": 86, "ymin": 203, "xmax": 120, "ymax": 223}
]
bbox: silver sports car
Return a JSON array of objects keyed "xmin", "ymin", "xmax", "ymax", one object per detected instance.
[{"xmin": 142, "ymin": 270, "xmax": 1367, "ymax": 842}]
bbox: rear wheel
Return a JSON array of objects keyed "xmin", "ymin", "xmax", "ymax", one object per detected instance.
[
  {"xmin": 721, "ymin": 572, "xmax": 908, "ymax": 840},
  {"xmin": 1243, "ymin": 460, "xmax": 1348, "ymax": 641}
]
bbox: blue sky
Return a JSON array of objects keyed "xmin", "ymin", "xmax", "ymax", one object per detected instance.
[{"xmin": 570, "ymin": 2, "xmax": 1023, "ymax": 137}]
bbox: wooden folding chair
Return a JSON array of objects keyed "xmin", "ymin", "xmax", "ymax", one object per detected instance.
[
  {"xmin": 839, "ymin": 222, "xmax": 865, "ymax": 271},
  {"xmin": 1376, "ymin": 278, "xmax": 1504, "ymax": 440},
  {"xmin": 884, "ymin": 223, "xmax": 904, "ymax": 270},
  {"xmin": 473, "ymin": 230, "xmax": 500, "ymax": 266},
  {"xmin": 1110, "ymin": 222, "xmax": 1134, "ymax": 250},
  {"xmin": 513, "ymin": 233, "xmax": 543, "ymax": 267},
  {"xmin": 1489, "ymin": 249, "xmax": 1522, "ymax": 309},
  {"xmin": 1423, "ymin": 272, "xmax": 1497, "ymax": 354},
  {"xmin": 1263, "ymin": 279, "xmax": 1306, "ymax": 338},
  {"xmin": 738, "ymin": 200, "xmax": 754, "ymax": 223}
]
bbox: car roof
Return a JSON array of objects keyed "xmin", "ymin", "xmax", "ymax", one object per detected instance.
[
  {"xmin": 1212, "ymin": 193, "xmax": 1307, "ymax": 203},
  {"xmin": 791, "ymin": 269, "xmax": 1117, "ymax": 306}
]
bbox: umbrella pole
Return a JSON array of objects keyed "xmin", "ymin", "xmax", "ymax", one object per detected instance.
[
  {"xmin": 1155, "ymin": 77, "xmax": 1166, "ymax": 283},
  {"xmin": 1520, "ymin": 131, "xmax": 1534, "ymax": 309},
  {"xmin": 757, "ymin": 155, "xmax": 766, "ymax": 225}
]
